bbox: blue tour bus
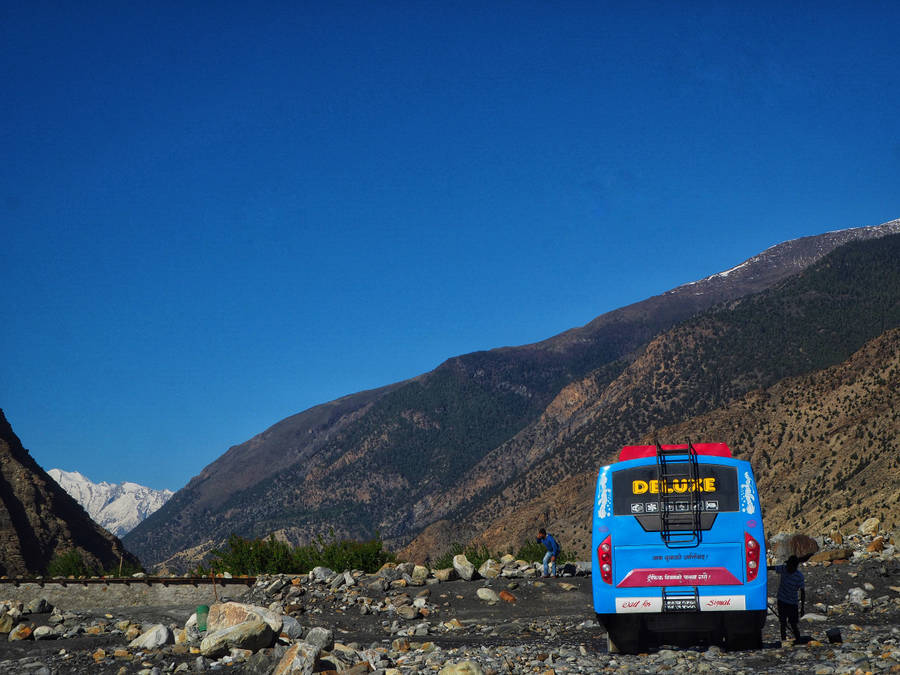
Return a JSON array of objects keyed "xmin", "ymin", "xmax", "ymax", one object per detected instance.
[{"xmin": 591, "ymin": 442, "xmax": 767, "ymax": 652}]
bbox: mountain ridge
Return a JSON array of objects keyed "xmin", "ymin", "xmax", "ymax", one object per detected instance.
[
  {"xmin": 124, "ymin": 218, "xmax": 900, "ymax": 570},
  {"xmin": 48, "ymin": 468, "xmax": 173, "ymax": 536}
]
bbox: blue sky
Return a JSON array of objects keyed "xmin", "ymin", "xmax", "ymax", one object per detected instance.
[{"xmin": 2, "ymin": 2, "xmax": 899, "ymax": 491}]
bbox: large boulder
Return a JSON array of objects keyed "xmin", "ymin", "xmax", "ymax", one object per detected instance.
[
  {"xmin": 452, "ymin": 554, "xmax": 475, "ymax": 581},
  {"xmin": 200, "ymin": 619, "xmax": 274, "ymax": 657},
  {"xmin": 208, "ymin": 602, "xmax": 283, "ymax": 635}
]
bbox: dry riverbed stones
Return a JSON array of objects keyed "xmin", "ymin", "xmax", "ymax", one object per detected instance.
[{"xmin": 0, "ymin": 527, "xmax": 896, "ymax": 673}]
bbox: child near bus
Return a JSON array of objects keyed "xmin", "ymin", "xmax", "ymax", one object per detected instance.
[
  {"xmin": 537, "ymin": 528, "xmax": 560, "ymax": 577},
  {"xmin": 768, "ymin": 555, "xmax": 805, "ymax": 642}
]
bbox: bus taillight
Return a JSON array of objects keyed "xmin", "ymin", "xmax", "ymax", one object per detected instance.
[
  {"xmin": 745, "ymin": 532, "xmax": 760, "ymax": 581},
  {"xmin": 597, "ymin": 535, "xmax": 612, "ymax": 584}
]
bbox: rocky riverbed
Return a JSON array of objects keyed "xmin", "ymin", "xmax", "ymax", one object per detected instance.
[{"xmin": 0, "ymin": 527, "xmax": 897, "ymax": 674}]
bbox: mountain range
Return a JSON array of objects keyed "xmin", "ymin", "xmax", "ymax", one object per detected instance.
[
  {"xmin": 124, "ymin": 219, "xmax": 900, "ymax": 571},
  {"xmin": 48, "ymin": 468, "xmax": 173, "ymax": 537}
]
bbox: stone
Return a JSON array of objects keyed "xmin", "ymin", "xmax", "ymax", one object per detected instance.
[
  {"xmin": 280, "ymin": 615, "xmax": 304, "ymax": 640},
  {"xmin": 500, "ymin": 554, "xmax": 516, "ymax": 564},
  {"xmin": 8, "ymin": 623, "xmax": 34, "ymax": 640},
  {"xmin": 499, "ymin": 590, "xmax": 517, "ymax": 604},
  {"xmin": 867, "ymin": 536, "xmax": 885, "ymax": 552},
  {"xmin": 847, "ymin": 587, "xmax": 868, "ymax": 605},
  {"xmin": 860, "ymin": 517, "xmax": 880, "ymax": 536},
  {"xmin": 304, "ymin": 626, "xmax": 334, "ymax": 651},
  {"xmin": 208, "ymin": 601, "xmax": 283, "ymax": 636},
  {"xmin": 558, "ymin": 582, "xmax": 577, "ymax": 591},
  {"xmin": 411, "ymin": 565, "xmax": 429, "ymax": 585},
  {"xmin": 477, "ymin": 559, "xmax": 502, "ymax": 579},
  {"xmin": 397, "ymin": 605, "xmax": 419, "ymax": 620},
  {"xmin": 809, "ymin": 548, "xmax": 852, "ymax": 563},
  {"xmin": 272, "ymin": 641, "xmax": 320, "ymax": 675},
  {"xmin": 200, "ymin": 620, "xmax": 275, "ymax": 658},
  {"xmin": 33, "ymin": 625, "xmax": 53, "ymax": 640},
  {"xmin": 453, "ymin": 554, "xmax": 475, "ymax": 581},
  {"xmin": 129, "ymin": 623, "xmax": 173, "ymax": 650},
  {"xmin": 25, "ymin": 598, "xmax": 52, "ymax": 614},
  {"xmin": 439, "ymin": 660, "xmax": 485, "ymax": 675},
  {"xmin": 433, "ymin": 567, "xmax": 458, "ymax": 582},
  {"xmin": 476, "ymin": 588, "xmax": 500, "ymax": 603},
  {"xmin": 0, "ymin": 612, "xmax": 13, "ymax": 633}
]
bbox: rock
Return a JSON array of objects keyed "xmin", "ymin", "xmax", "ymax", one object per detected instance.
[
  {"xmin": 867, "ymin": 536, "xmax": 885, "ymax": 552},
  {"xmin": 208, "ymin": 601, "xmax": 283, "ymax": 635},
  {"xmin": 129, "ymin": 623, "xmax": 173, "ymax": 650},
  {"xmin": 860, "ymin": 517, "xmax": 880, "ymax": 536},
  {"xmin": 200, "ymin": 619, "xmax": 275, "ymax": 658},
  {"xmin": 809, "ymin": 548, "xmax": 852, "ymax": 563},
  {"xmin": 498, "ymin": 590, "xmax": 517, "ymax": 604},
  {"xmin": 303, "ymin": 626, "xmax": 334, "ymax": 651},
  {"xmin": 558, "ymin": 582, "xmax": 577, "ymax": 591},
  {"xmin": 411, "ymin": 565, "xmax": 429, "ymax": 585},
  {"xmin": 500, "ymin": 554, "xmax": 516, "ymax": 564},
  {"xmin": 439, "ymin": 660, "xmax": 485, "ymax": 675},
  {"xmin": 25, "ymin": 598, "xmax": 52, "ymax": 614},
  {"xmin": 769, "ymin": 533, "xmax": 819, "ymax": 561},
  {"xmin": 801, "ymin": 613, "xmax": 828, "ymax": 621},
  {"xmin": 847, "ymin": 587, "xmax": 868, "ymax": 605},
  {"xmin": 433, "ymin": 567, "xmax": 458, "ymax": 582},
  {"xmin": 280, "ymin": 615, "xmax": 304, "ymax": 640},
  {"xmin": 33, "ymin": 625, "xmax": 53, "ymax": 640},
  {"xmin": 0, "ymin": 612, "xmax": 13, "ymax": 633},
  {"xmin": 476, "ymin": 588, "xmax": 500, "ymax": 603},
  {"xmin": 8, "ymin": 623, "xmax": 34, "ymax": 640},
  {"xmin": 397, "ymin": 605, "xmax": 419, "ymax": 620},
  {"xmin": 311, "ymin": 566, "xmax": 335, "ymax": 582},
  {"xmin": 477, "ymin": 559, "xmax": 502, "ymax": 579},
  {"xmin": 453, "ymin": 554, "xmax": 475, "ymax": 581},
  {"xmin": 272, "ymin": 642, "xmax": 320, "ymax": 675}
]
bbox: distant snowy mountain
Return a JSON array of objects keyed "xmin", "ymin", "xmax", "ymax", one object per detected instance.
[{"xmin": 48, "ymin": 468, "xmax": 174, "ymax": 536}]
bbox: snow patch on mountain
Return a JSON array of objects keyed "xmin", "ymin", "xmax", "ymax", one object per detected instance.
[{"xmin": 48, "ymin": 468, "xmax": 174, "ymax": 536}]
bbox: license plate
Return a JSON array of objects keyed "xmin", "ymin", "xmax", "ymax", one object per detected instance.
[{"xmin": 663, "ymin": 597, "xmax": 698, "ymax": 612}]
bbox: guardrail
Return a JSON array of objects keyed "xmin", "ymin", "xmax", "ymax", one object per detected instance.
[{"xmin": 0, "ymin": 576, "xmax": 257, "ymax": 588}]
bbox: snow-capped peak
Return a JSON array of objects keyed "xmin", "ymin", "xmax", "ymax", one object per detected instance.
[{"xmin": 48, "ymin": 468, "xmax": 173, "ymax": 537}]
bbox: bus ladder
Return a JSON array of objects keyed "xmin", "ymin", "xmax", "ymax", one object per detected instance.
[{"xmin": 655, "ymin": 442, "xmax": 702, "ymax": 548}]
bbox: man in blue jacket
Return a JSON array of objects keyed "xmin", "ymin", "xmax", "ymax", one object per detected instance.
[{"xmin": 537, "ymin": 528, "xmax": 560, "ymax": 577}]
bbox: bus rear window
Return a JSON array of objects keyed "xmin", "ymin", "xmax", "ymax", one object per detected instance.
[{"xmin": 611, "ymin": 464, "xmax": 739, "ymax": 516}]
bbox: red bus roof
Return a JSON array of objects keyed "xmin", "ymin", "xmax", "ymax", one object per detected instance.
[{"xmin": 618, "ymin": 443, "xmax": 733, "ymax": 461}]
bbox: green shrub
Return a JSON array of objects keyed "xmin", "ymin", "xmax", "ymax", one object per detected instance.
[
  {"xmin": 46, "ymin": 550, "xmax": 97, "ymax": 577},
  {"xmin": 195, "ymin": 532, "xmax": 395, "ymax": 576}
]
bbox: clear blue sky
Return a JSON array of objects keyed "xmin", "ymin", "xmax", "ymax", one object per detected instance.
[{"xmin": 2, "ymin": 2, "xmax": 899, "ymax": 491}]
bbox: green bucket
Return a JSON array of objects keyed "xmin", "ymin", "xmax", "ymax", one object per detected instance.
[{"xmin": 196, "ymin": 605, "xmax": 209, "ymax": 631}]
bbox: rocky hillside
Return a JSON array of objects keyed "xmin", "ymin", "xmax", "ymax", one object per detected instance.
[
  {"xmin": 449, "ymin": 235, "xmax": 900, "ymax": 559},
  {"xmin": 124, "ymin": 219, "xmax": 900, "ymax": 570},
  {"xmin": 0, "ymin": 409, "xmax": 140, "ymax": 576},
  {"xmin": 47, "ymin": 469, "xmax": 173, "ymax": 536}
]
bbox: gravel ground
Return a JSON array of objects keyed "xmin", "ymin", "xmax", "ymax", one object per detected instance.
[{"xmin": 0, "ymin": 553, "xmax": 897, "ymax": 673}]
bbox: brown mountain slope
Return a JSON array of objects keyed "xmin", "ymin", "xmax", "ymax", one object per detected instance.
[
  {"xmin": 126, "ymin": 219, "xmax": 900, "ymax": 570},
  {"xmin": 403, "ymin": 233, "xmax": 900, "ymax": 559},
  {"xmin": 460, "ymin": 327, "xmax": 900, "ymax": 560},
  {"xmin": 0, "ymin": 409, "xmax": 140, "ymax": 575}
]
